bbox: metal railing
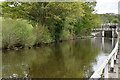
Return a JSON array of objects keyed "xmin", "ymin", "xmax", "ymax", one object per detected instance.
[
  {"xmin": 90, "ymin": 29, "xmax": 119, "ymax": 78},
  {"xmin": 101, "ymin": 23, "xmax": 119, "ymax": 26},
  {"xmin": 92, "ymin": 28, "xmax": 120, "ymax": 31}
]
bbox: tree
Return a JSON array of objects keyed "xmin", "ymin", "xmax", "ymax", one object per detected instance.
[
  {"xmin": 1, "ymin": 1, "xmax": 101, "ymax": 47},
  {"xmin": 74, "ymin": 2, "xmax": 101, "ymax": 36}
]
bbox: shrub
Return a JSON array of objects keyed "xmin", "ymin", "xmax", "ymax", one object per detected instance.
[
  {"xmin": 34, "ymin": 24, "xmax": 53, "ymax": 44},
  {"xmin": 59, "ymin": 29, "xmax": 71, "ymax": 41},
  {"xmin": 2, "ymin": 18, "xmax": 36, "ymax": 48}
]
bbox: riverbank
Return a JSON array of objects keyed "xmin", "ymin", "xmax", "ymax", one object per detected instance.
[
  {"xmin": 79, "ymin": 36, "xmax": 94, "ymax": 39},
  {"xmin": 2, "ymin": 36, "xmax": 94, "ymax": 51}
]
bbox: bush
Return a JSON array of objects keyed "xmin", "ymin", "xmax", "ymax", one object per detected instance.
[
  {"xmin": 34, "ymin": 24, "xmax": 53, "ymax": 44},
  {"xmin": 59, "ymin": 29, "xmax": 71, "ymax": 41},
  {"xmin": 2, "ymin": 18, "xmax": 36, "ymax": 48}
]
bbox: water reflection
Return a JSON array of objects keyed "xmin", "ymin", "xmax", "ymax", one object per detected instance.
[{"xmin": 2, "ymin": 38, "xmax": 116, "ymax": 78}]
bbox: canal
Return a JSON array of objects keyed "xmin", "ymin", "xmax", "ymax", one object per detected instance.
[{"xmin": 2, "ymin": 37, "xmax": 117, "ymax": 78}]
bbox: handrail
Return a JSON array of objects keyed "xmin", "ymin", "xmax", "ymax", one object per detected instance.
[
  {"xmin": 90, "ymin": 29, "xmax": 119, "ymax": 78},
  {"xmin": 92, "ymin": 28, "xmax": 120, "ymax": 31}
]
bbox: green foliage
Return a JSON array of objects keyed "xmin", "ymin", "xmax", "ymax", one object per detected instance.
[
  {"xmin": 1, "ymin": 2, "xmax": 84, "ymax": 25},
  {"xmin": 100, "ymin": 13, "xmax": 120, "ymax": 23},
  {"xmin": 74, "ymin": 2, "xmax": 101, "ymax": 36},
  {"xmin": 2, "ymin": 18, "xmax": 16, "ymax": 48},
  {"xmin": 2, "ymin": 18, "xmax": 36, "ymax": 48},
  {"xmin": 1, "ymin": 2, "xmax": 101, "ymax": 48},
  {"xmin": 34, "ymin": 24, "xmax": 53, "ymax": 44},
  {"xmin": 59, "ymin": 29, "xmax": 71, "ymax": 41}
]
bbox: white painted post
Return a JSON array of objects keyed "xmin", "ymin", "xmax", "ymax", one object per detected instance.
[
  {"xmin": 114, "ymin": 52, "xmax": 117, "ymax": 64},
  {"xmin": 112, "ymin": 28, "xmax": 114, "ymax": 38},
  {"xmin": 102, "ymin": 37, "xmax": 104, "ymax": 49},
  {"xmin": 110, "ymin": 56, "xmax": 114, "ymax": 72},
  {"xmin": 112, "ymin": 38, "xmax": 114, "ymax": 49},
  {"xmin": 104, "ymin": 64, "xmax": 108, "ymax": 78},
  {"xmin": 114, "ymin": 52, "xmax": 117, "ymax": 60},
  {"xmin": 111, "ymin": 56, "xmax": 114, "ymax": 67},
  {"xmin": 102, "ymin": 30, "xmax": 104, "ymax": 37}
]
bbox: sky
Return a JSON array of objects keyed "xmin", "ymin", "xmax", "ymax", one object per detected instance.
[
  {"xmin": 95, "ymin": 0, "xmax": 120, "ymax": 14},
  {"xmin": 0, "ymin": 0, "xmax": 120, "ymax": 14}
]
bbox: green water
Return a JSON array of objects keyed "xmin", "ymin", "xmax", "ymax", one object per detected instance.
[{"xmin": 2, "ymin": 38, "xmax": 115, "ymax": 78}]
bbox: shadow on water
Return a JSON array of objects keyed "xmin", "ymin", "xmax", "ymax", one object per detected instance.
[{"xmin": 2, "ymin": 37, "xmax": 116, "ymax": 78}]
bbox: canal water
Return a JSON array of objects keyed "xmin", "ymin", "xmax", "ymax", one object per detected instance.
[{"xmin": 2, "ymin": 37, "xmax": 117, "ymax": 78}]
